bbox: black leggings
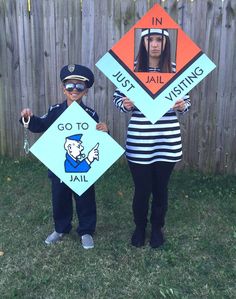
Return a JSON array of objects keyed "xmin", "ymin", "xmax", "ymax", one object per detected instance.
[{"xmin": 128, "ymin": 161, "xmax": 175, "ymax": 230}]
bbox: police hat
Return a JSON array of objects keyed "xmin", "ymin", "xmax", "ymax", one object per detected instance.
[
  {"xmin": 66, "ymin": 134, "xmax": 83, "ymax": 142},
  {"xmin": 60, "ymin": 64, "xmax": 94, "ymax": 88}
]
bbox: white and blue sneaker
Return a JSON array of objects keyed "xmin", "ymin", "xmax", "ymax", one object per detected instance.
[
  {"xmin": 45, "ymin": 231, "xmax": 64, "ymax": 245},
  {"xmin": 81, "ymin": 234, "xmax": 94, "ymax": 249}
]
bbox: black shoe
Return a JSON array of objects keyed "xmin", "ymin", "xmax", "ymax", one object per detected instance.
[
  {"xmin": 150, "ymin": 229, "xmax": 164, "ymax": 248},
  {"xmin": 131, "ymin": 228, "xmax": 145, "ymax": 247}
]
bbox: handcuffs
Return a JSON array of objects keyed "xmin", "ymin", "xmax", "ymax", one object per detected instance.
[{"xmin": 22, "ymin": 116, "xmax": 30, "ymax": 154}]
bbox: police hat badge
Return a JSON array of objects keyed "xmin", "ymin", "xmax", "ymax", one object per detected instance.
[{"xmin": 68, "ymin": 64, "xmax": 75, "ymax": 73}]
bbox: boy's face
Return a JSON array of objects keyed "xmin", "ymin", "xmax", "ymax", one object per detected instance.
[{"xmin": 63, "ymin": 79, "xmax": 88, "ymax": 104}]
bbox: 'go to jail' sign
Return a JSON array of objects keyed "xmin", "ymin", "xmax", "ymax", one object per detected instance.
[
  {"xmin": 30, "ymin": 102, "xmax": 124, "ymax": 196},
  {"xmin": 96, "ymin": 3, "xmax": 216, "ymax": 124}
]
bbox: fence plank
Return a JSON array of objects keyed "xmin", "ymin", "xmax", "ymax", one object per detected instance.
[
  {"xmin": 106, "ymin": 0, "xmax": 123, "ymax": 139},
  {"xmin": 81, "ymin": 0, "xmax": 95, "ymax": 110},
  {"xmin": 29, "ymin": 0, "xmax": 46, "ymax": 120},
  {"xmin": 42, "ymin": 0, "xmax": 57, "ymax": 111},
  {"xmin": 93, "ymin": 0, "xmax": 109, "ymax": 122},
  {"xmin": 55, "ymin": 0, "xmax": 69, "ymax": 102},
  {"xmin": 216, "ymin": 0, "xmax": 236, "ymax": 173},
  {"xmin": 68, "ymin": 0, "xmax": 82, "ymax": 65},
  {"xmin": 0, "ymin": 0, "xmax": 8, "ymax": 154},
  {"xmin": 4, "ymin": 0, "xmax": 21, "ymax": 156}
]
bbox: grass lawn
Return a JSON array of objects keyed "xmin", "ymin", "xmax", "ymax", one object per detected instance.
[{"xmin": 0, "ymin": 156, "xmax": 235, "ymax": 299}]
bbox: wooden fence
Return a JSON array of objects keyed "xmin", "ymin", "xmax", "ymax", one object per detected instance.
[{"xmin": 0, "ymin": 0, "xmax": 235, "ymax": 174}]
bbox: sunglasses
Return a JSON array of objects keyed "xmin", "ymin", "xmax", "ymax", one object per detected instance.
[{"xmin": 64, "ymin": 82, "xmax": 86, "ymax": 92}]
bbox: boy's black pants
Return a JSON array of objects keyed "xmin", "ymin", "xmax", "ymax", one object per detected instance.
[
  {"xmin": 50, "ymin": 176, "xmax": 96, "ymax": 236},
  {"xmin": 128, "ymin": 161, "xmax": 175, "ymax": 230}
]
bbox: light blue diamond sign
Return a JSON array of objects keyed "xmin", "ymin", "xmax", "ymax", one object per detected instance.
[{"xmin": 29, "ymin": 102, "xmax": 125, "ymax": 196}]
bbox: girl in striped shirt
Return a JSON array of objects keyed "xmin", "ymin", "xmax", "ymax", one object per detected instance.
[{"xmin": 113, "ymin": 29, "xmax": 191, "ymax": 248}]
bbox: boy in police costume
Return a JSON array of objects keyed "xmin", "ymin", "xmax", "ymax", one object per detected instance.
[{"xmin": 21, "ymin": 64, "xmax": 108, "ymax": 249}]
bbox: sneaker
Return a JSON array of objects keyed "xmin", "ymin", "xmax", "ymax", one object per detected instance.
[
  {"xmin": 131, "ymin": 228, "xmax": 145, "ymax": 247},
  {"xmin": 45, "ymin": 231, "xmax": 64, "ymax": 245},
  {"xmin": 81, "ymin": 234, "xmax": 94, "ymax": 249},
  {"xmin": 150, "ymin": 229, "xmax": 164, "ymax": 248}
]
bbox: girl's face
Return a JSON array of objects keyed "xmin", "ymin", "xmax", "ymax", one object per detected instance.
[{"xmin": 144, "ymin": 34, "xmax": 166, "ymax": 58}]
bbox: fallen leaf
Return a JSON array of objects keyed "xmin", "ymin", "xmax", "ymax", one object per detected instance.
[{"xmin": 117, "ymin": 191, "xmax": 123, "ymax": 197}]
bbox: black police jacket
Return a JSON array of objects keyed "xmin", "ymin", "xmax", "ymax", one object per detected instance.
[{"xmin": 25, "ymin": 100, "xmax": 99, "ymax": 133}]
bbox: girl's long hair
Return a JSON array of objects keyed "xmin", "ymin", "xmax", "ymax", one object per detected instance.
[{"xmin": 135, "ymin": 32, "xmax": 172, "ymax": 73}]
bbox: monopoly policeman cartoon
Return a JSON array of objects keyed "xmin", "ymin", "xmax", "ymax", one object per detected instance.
[
  {"xmin": 64, "ymin": 134, "xmax": 99, "ymax": 173},
  {"xmin": 20, "ymin": 64, "xmax": 108, "ymax": 250}
]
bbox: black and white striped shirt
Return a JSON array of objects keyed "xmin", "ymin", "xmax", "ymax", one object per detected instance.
[{"xmin": 113, "ymin": 66, "xmax": 191, "ymax": 164}]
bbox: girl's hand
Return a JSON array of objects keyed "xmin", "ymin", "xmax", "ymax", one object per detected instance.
[
  {"xmin": 173, "ymin": 99, "xmax": 185, "ymax": 111},
  {"xmin": 122, "ymin": 97, "xmax": 134, "ymax": 110},
  {"xmin": 21, "ymin": 108, "xmax": 33, "ymax": 120},
  {"xmin": 96, "ymin": 122, "xmax": 108, "ymax": 133}
]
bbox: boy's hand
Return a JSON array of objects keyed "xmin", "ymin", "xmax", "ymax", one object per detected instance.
[
  {"xmin": 21, "ymin": 108, "xmax": 33, "ymax": 120},
  {"xmin": 96, "ymin": 122, "xmax": 108, "ymax": 132}
]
